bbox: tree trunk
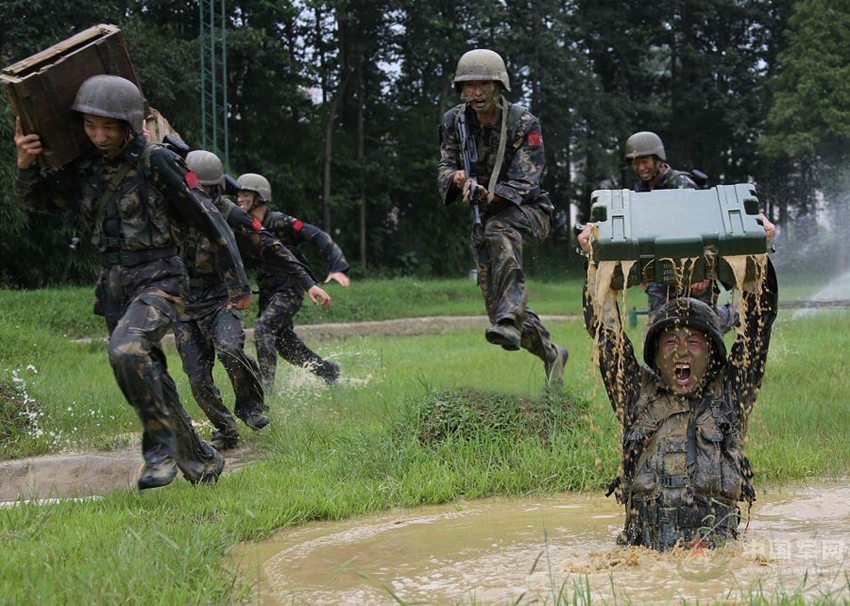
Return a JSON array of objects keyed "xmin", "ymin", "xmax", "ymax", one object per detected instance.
[{"xmin": 357, "ymin": 56, "xmax": 367, "ymax": 273}]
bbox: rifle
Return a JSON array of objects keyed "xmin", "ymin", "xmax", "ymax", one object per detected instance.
[{"xmin": 456, "ymin": 112, "xmax": 483, "ymax": 232}]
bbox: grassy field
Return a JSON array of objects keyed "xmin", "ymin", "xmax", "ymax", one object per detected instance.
[{"xmin": 0, "ymin": 274, "xmax": 848, "ymax": 604}]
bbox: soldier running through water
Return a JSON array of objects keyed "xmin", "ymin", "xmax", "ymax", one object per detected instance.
[
  {"xmin": 236, "ymin": 173, "xmax": 350, "ymax": 389},
  {"xmin": 176, "ymin": 151, "xmax": 331, "ymax": 450},
  {"xmin": 578, "ymin": 219, "xmax": 777, "ymax": 550},
  {"xmin": 13, "ymin": 75, "xmax": 249, "ymax": 489},
  {"xmin": 437, "ymin": 48, "xmax": 568, "ymax": 390}
]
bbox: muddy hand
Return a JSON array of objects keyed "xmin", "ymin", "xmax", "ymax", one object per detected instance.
[
  {"xmin": 228, "ymin": 294, "xmax": 252, "ymax": 311},
  {"xmin": 758, "ymin": 212, "xmax": 776, "ymax": 244},
  {"xmin": 308, "ymin": 285, "xmax": 331, "ymax": 308},
  {"xmin": 324, "ymin": 272, "xmax": 350, "ymax": 288},
  {"xmin": 577, "ymin": 222, "xmax": 596, "ymax": 255},
  {"xmin": 15, "ymin": 117, "xmax": 42, "ymax": 169}
]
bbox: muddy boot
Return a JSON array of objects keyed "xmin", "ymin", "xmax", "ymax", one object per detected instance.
[
  {"xmin": 137, "ymin": 457, "xmax": 178, "ymax": 491},
  {"xmin": 236, "ymin": 407, "xmax": 270, "ymax": 431},
  {"xmin": 210, "ymin": 430, "xmax": 239, "ymax": 451},
  {"xmin": 186, "ymin": 449, "xmax": 226, "ymax": 485},
  {"xmin": 485, "ymin": 321, "xmax": 521, "ymax": 351},
  {"xmin": 313, "ymin": 360, "xmax": 341, "ymax": 385},
  {"xmin": 544, "ymin": 345, "xmax": 569, "ymax": 391}
]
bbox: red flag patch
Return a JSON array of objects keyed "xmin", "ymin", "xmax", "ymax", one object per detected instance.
[
  {"xmin": 251, "ymin": 218, "xmax": 263, "ymax": 232},
  {"xmin": 527, "ymin": 133, "xmax": 542, "ymax": 147},
  {"xmin": 185, "ymin": 171, "xmax": 200, "ymax": 189},
  {"xmin": 292, "ymin": 219, "xmax": 304, "ymax": 232}
]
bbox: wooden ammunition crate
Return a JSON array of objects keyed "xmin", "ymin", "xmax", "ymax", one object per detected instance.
[{"xmin": 1, "ymin": 24, "xmax": 145, "ymax": 168}]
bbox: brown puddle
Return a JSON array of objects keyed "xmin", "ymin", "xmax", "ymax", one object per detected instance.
[{"xmin": 235, "ymin": 482, "xmax": 849, "ymax": 605}]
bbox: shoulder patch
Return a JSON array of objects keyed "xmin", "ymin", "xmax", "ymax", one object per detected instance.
[
  {"xmin": 527, "ymin": 133, "xmax": 542, "ymax": 147},
  {"xmin": 251, "ymin": 218, "xmax": 263, "ymax": 232},
  {"xmin": 185, "ymin": 171, "xmax": 200, "ymax": 189},
  {"xmin": 292, "ymin": 219, "xmax": 304, "ymax": 231}
]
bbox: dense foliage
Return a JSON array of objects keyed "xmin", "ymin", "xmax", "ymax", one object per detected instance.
[{"xmin": 0, "ymin": 0, "xmax": 848, "ymax": 286}]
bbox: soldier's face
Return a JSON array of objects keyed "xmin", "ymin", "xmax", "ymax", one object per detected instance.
[
  {"xmin": 655, "ymin": 328, "xmax": 711, "ymax": 395},
  {"xmin": 631, "ymin": 155, "xmax": 660, "ymax": 182},
  {"xmin": 237, "ymin": 190, "xmax": 259, "ymax": 210},
  {"xmin": 83, "ymin": 114, "xmax": 127, "ymax": 158},
  {"xmin": 462, "ymin": 80, "xmax": 498, "ymax": 114}
]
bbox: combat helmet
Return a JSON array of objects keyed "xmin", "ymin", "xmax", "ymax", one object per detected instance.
[
  {"xmin": 71, "ymin": 75, "xmax": 145, "ymax": 133},
  {"xmin": 643, "ymin": 297, "xmax": 726, "ymax": 373},
  {"xmin": 454, "ymin": 49, "xmax": 511, "ymax": 92},
  {"xmin": 186, "ymin": 150, "xmax": 225, "ymax": 188},
  {"xmin": 236, "ymin": 173, "xmax": 272, "ymax": 203},
  {"xmin": 624, "ymin": 131, "xmax": 666, "ymax": 161}
]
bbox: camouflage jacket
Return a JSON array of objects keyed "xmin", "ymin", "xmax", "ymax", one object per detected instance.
[
  {"xmin": 181, "ymin": 196, "xmax": 316, "ymax": 318},
  {"xmin": 14, "ymin": 135, "xmax": 250, "ymax": 303},
  {"xmin": 583, "ymin": 259, "xmax": 778, "ymax": 517},
  {"xmin": 437, "ymin": 100, "xmax": 553, "ymax": 217},
  {"xmin": 634, "ymin": 163, "xmax": 698, "ymax": 192},
  {"xmin": 257, "ymin": 210, "xmax": 349, "ymax": 288}
]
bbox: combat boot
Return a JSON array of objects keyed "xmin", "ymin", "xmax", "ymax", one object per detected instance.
[
  {"xmin": 137, "ymin": 457, "xmax": 178, "ymax": 491},
  {"xmin": 485, "ymin": 321, "xmax": 521, "ymax": 351},
  {"xmin": 185, "ymin": 449, "xmax": 226, "ymax": 485},
  {"xmin": 314, "ymin": 360, "xmax": 341, "ymax": 385},
  {"xmin": 236, "ymin": 407, "xmax": 270, "ymax": 431},
  {"xmin": 544, "ymin": 345, "xmax": 569, "ymax": 391},
  {"xmin": 210, "ymin": 430, "xmax": 239, "ymax": 451}
]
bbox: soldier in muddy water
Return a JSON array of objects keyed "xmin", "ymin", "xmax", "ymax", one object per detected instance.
[
  {"xmin": 578, "ymin": 220, "xmax": 778, "ymax": 551},
  {"xmin": 437, "ymin": 49, "xmax": 568, "ymax": 391},
  {"xmin": 177, "ymin": 150, "xmax": 331, "ymax": 451},
  {"xmin": 236, "ymin": 173, "xmax": 350, "ymax": 389},
  {"xmin": 12, "ymin": 75, "xmax": 248, "ymax": 490}
]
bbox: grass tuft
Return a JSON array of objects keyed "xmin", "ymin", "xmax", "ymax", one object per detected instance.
[{"xmin": 407, "ymin": 387, "xmax": 587, "ymax": 444}]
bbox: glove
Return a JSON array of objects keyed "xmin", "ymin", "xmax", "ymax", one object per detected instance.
[{"xmin": 462, "ymin": 181, "xmax": 487, "ymax": 205}]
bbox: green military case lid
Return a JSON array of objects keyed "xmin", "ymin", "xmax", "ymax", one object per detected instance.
[{"xmin": 588, "ymin": 184, "xmax": 767, "ymax": 287}]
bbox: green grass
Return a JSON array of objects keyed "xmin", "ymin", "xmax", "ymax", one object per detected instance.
[{"xmin": 0, "ymin": 276, "xmax": 848, "ymax": 604}]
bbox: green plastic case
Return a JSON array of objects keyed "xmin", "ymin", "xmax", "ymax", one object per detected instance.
[{"xmin": 589, "ymin": 184, "xmax": 767, "ymax": 288}]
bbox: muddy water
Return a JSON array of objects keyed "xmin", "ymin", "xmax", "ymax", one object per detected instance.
[{"xmin": 236, "ymin": 483, "xmax": 849, "ymax": 605}]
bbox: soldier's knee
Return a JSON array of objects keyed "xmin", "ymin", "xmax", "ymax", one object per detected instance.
[{"xmin": 108, "ymin": 337, "xmax": 147, "ymax": 370}]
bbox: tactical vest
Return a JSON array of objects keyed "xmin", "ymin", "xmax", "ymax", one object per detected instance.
[
  {"xmin": 77, "ymin": 143, "xmax": 181, "ymax": 259},
  {"xmin": 444, "ymin": 101, "xmax": 527, "ymax": 185},
  {"xmin": 619, "ymin": 384, "xmax": 753, "ymax": 548},
  {"xmin": 182, "ymin": 195, "xmax": 236, "ymax": 283}
]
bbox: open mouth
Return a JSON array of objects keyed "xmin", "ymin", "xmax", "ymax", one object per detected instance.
[{"xmin": 675, "ymin": 363, "xmax": 692, "ymax": 384}]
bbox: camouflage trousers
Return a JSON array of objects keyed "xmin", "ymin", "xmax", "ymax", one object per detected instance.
[
  {"xmin": 97, "ymin": 259, "xmax": 220, "ymax": 482},
  {"xmin": 255, "ymin": 282, "xmax": 325, "ymax": 390},
  {"xmin": 173, "ymin": 304, "xmax": 265, "ymax": 440},
  {"xmin": 475, "ymin": 203, "xmax": 556, "ymax": 362}
]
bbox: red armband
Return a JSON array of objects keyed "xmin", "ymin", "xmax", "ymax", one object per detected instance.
[
  {"xmin": 251, "ymin": 218, "xmax": 263, "ymax": 232},
  {"xmin": 185, "ymin": 171, "xmax": 201, "ymax": 189},
  {"xmin": 292, "ymin": 219, "xmax": 304, "ymax": 231},
  {"xmin": 527, "ymin": 133, "xmax": 542, "ymax": 147}
]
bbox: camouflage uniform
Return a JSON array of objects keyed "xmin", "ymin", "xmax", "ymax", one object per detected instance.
[
  {"xmin": 14, "ymin": 133, "xmax": 250, "ymax": 484},
  {"xmin": 438, "ymin": 100, "xmax": 560, "ymax": 365},
  {"xmin": 636, "ymin": 166, "xmax": 736, "ymax": 332},
  {"xmin": 255, "ymin": 211, "xmax": 349, "ymax": 388},
  {"xmin": 583, "ymin": 258, "xmax": 778, "ymax": 550},
  {"xmin": 175, "ymin": 195, "xmax": 314, "ymax": 446}
]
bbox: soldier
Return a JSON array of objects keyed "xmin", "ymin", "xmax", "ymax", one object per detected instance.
[
  {"xmin": 624, "ymin": 131, "xmax": 700, "ymax": 192},
  {"xmin": 236, "ymin": 173, "xmax": 350, "ymax": 389},
  {"xmin": 625, "ymin": 131, "xmax": 736, "ymax": 332},
  {"xmin": 13, "ymin": 75, "xmax": 249, "ymax": 489},
  {"xmin": 177, "ymin": 151, "xmax": 331, "ymax": 450},
  {"xmin": 437, "ymin": 48, "xmax": 568, "ymax": 390},
  {"xmin": 578, "ymin": 221, "xmax": 777, "ymax": 550}
]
